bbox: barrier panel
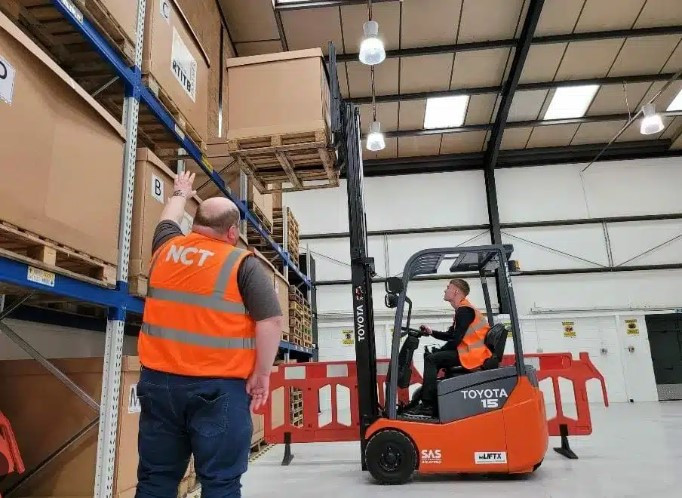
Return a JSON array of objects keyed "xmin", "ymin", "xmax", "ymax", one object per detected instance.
[
  {"xmin": 0, "ymin": 411, "xmax": 24, "ymax": 480},
  {"xmin": 261, "ymin": 352, "xmax": 608, "ymax": 456}
]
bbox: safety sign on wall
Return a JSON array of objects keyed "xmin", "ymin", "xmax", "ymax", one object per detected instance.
[
  {"xmin": 562, "ymin": 321, "xmax": 576, "ymax": 338},
  {"xmin": 341, "ymin": 329, "xmax": 354, "ymax": 346},
  {"xmin": 625, "ymin": 319, "xmax": 639, "ymax": 336}
]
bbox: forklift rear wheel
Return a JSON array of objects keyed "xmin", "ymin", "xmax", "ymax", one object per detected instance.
[{"xmin": 365, "ymin": 430, "xmax": 417, "ymax": 485}]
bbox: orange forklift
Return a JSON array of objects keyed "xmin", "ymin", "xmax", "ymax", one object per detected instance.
[{"xmin": 338, "ymin": 92, "xmax": 548, "ymax": 484}]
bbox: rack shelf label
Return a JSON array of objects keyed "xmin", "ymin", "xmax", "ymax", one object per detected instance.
[
  {"xmin": 58, "ymin": 0, "xmax": 83, "ymax": 24},
  {"xmin": 151, "ymin": 173, "xmax": 164, "ymax": 203},
  {"xmin": 171, "ymin": 28, "xmax": 197, "ymax": 102},
  {"xmin": 160, "ymin": 0, "xmax": 171, "ymax": 24},
  {"xmin": 27, "ymin": 267, "xmax": 55, "ymax": 288},
  {"xmin": 0, "ymin": 56, "xmax": 16, "ymax": 105}
]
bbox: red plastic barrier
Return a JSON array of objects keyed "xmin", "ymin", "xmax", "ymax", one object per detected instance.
[
  {"xmin": 0, "ymin": 410, "xmax": 25, "ymax": 478},
  {"xmin": 262, "ymin": 352, "xmax": 607, "ymax": 444},
  {"xmin": 501, "ymin": 352, "xmax": 609, "ymax": 436}
]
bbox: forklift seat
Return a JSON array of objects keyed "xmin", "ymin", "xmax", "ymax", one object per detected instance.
[{"xmin": 442, "ymin": 323, "xmax": 508, "ymax": 377}]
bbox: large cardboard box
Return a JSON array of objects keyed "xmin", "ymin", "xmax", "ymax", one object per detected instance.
[
  {"xmin": 247, "ymin": 177, "xmax": 273, "ymax": 228},
  {"xmin": 274, "ymin": 271, "xmax": 290, "ymax": 338},
  {"xmin": 130, "ymin": 148, "xmax": 201, "ymax": 283},
  {"xmin": 0, "ymin": 357, "xmax": 143, "ymax": 497},
  {"xmin": 0, "ymin": 12, "xmax": 125, "ymax": 266},
  {"xmin": 143, "ymin": 0, "xmax": 210, "ymax": 142},
  {"xmin": 224, "ymin": 49, "xmax": 331, "ymax": 141}
]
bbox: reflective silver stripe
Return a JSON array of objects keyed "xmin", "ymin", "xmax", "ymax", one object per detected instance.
[
  {"xmin": 147, "ymin": 287, "xmax": 246, "ymax": 314},
  {"xmin": 213, "ymin": 248, "xmax": 247, "ymax": 297},
  {"xmin": 141, "ymin": 323, "xmax": 255, "ymax": 349},
  {"xmin": 458, "ymin": 311, "xmax": 488, "ymax": 353}
]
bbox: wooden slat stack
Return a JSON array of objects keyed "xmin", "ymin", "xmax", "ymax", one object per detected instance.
[
  {"xmin": 289, "ymin": 286, "xmax": 313, "ymax": 348},
  {"xmin": 272, "ymin": 207, "xmax": 300, "ymax": 264}
]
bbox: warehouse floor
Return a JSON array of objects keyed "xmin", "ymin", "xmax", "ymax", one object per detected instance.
[{"xmin": 243, "ymin": 402, "xmax": 682, "ymax": 497}]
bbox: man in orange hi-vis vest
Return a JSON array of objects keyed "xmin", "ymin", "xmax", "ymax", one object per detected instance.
[
  {"xmin": 407, "ymin": 278, "xmax": 491, "ymax": 417},
  {"xmin": 135, "ymin": 172, "xmax": 283, "ymax": 498}
]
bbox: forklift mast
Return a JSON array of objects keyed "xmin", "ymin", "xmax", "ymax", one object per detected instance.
[
  {"xmin": 327, "ymin": 41, "xmax": 379, "ymax": 469},
  {"xmin": 341, "ymin": 102, "xmax": 379, "ymax": 469}
]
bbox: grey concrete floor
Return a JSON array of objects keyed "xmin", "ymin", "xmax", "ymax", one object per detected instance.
[{"xmin": 242, "ymin": 402, "xmax": 682, "ymax": 497}]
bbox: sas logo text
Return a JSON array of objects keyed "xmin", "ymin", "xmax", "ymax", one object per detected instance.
[
  {"xmin": 474, "ymin": 451, "xmax": 507, "ymax": 464},
  {"xmin": 421, "ymin": 449, "xmax": 442, "ymax": 464},
  {"xmin": 166, "ymin": 245, "xmax": 215, "ymax": 267}
]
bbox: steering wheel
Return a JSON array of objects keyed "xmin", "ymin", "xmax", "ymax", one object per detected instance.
[{"xmin": 400, "ymin": 326, "xmax": 428, "ymax": 338}]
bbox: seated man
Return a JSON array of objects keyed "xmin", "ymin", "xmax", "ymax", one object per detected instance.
[{"xmin": 408, "ymin": 278, "xmax": 492, "ymax": 417}]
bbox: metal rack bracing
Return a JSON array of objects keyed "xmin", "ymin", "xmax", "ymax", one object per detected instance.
[{"xmin": 0, "ymin": 0, "xmax": 316, "ymax": 495}]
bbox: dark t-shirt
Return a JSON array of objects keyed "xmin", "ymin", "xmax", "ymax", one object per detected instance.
[
  {"xmin": 152, "ymin": 221, "xmax": 281, "ymax": 321},
  {"xmin": 431, "ymin": 307, "xmax": 476, "ymax": 351}
]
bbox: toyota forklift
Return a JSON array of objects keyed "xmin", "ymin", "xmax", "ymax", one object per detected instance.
[{"xmin": 334, "ymin": 72, "xmax": 548, "ymax": 485}]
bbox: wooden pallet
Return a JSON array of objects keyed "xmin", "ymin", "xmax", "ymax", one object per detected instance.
[
  {"xmin": 250, "ymin": 438, "xmax": 268, "ymax": 454},
  {"xmin": 0, "ymin": 221, "xmax": 116, "ymax": 287},
  {"xmin": 249, "ymin": 440, "xmax": 273, "ymax": 463},
  {"xmin": 246, "ymin": 202, "xmax": 274, "ymax": 233},
  {"xmin": 143, "ymin": 74, "xmax": 206, "ymax": 151},
  {"xmin": 288, "ymin": 286, "xmax": 307, "ymax": 306},
  {"xmin": 128, "ymin": 274, "xmax": 148, "ymax": 297},
  {"xmin": 0, "ymin": 0, "xmax": 135, "ymax": 70},
  {"xmin": 228, "ymin": 129, "xmax": 339, "ymax": 194}
]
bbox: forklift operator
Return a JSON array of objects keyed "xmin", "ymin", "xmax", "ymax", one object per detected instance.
[{"xmin": 409, "ymin": 279, "xmax": 492, "ymax": 416}]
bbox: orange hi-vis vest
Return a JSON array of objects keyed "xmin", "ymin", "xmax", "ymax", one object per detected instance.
[
  {"xmin": 456, "ymin": 298, "xmax": 492, "ymax": 370},
  {"xmin": 138, "ymin": 232, "xmax": 256, "ymax": 378}
]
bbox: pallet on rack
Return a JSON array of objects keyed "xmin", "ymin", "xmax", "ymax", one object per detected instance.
[
  {"xmin": 0, "ymin": 221, "xmax": 116, "ymax": 287},
  {"xmin": 128, "ymin": 274, "xmax": 148, "ymax": 297},
  {"xmin": 245, "ymin": 201, "xmax": 274, "ymax": 233},
  {"xmin": 272, "ymin": 207, "xmax": 300, "ymax": 263},
  {"xmin": 288, "ymin": 285, "xmax": 307, "ymax": 306},
  {"xmin": 143, "ymin": 74, "xmax": 206, "ymax": 151},
  {"xmin": 227, "ymin": 129, "xmax": 339, "ymax": 194},
  {"xmin": 0, "ymin": 0, "xmax": 135, "ymax": 70}
]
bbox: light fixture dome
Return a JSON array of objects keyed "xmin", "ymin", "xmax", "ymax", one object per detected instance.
[
  {"xmin": 366, "ymin": 121, "xmax": 386, "ymax": 151},
  {"xmin": 359, "ymin": 21, "xmax": 385, "ymax": 66},
  {"xmin": 640, "ymin": 103, "xmax": 665, "ymax": 135}
]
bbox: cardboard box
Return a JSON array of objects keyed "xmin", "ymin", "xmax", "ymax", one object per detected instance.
[
  {"xmin": 0, "ymin": 357, "xmax": 195, "ymax": 497},
  {"xmin": 0, "ymin": 12, "xmax": 125, "ymax": 266},
  {"xmin": 247, "ymin": 177, "xmax": 273, "ymax": 227},
  {"xmin": 224, "ymin": 49, "xmax": 331, "ymax": 141},
  {"xmin": 143, "ymin": 0, "xmax": 210, "ymax": 141},
  {"xmin": 274, "ymin": 271, "xmax": 290, "ymax": 337},
  {"xmin": 130, "ymin": 148, "xmax": 201, "ymax": 281},
  {"xmin": 95, "ymin": 0, "xmax": 139, "ymax": 45},
  {"xmin": 0, "ymin": 357, "xmax": 141, "ymax": 497}
]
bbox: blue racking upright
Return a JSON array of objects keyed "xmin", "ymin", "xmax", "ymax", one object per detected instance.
[{"xmin": 0, "ymin": 0, "xmax": 317, "ymax": 495}]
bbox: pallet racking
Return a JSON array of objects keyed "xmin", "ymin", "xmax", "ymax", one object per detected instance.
[{"xmin": 0, "ymin": 1, "xmax": 318, "ymax": 495}]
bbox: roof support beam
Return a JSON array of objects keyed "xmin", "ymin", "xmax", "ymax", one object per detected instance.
[
  {"xmin": 377, "ymin": 111, "xmax": 682, "ymax": 139},
  {"xmin": 335, "ymin": 25, "xmax": 682, "ymax": 62},
  {"xmin": 274, "ymin": 0, "xmax": 397, "ymax": 11},
  {"xmin": 351, "ymin": 72, "xmax": 677, "ymax": 105},
  {"xmin": 361, "ymin": 140, "xmax": 678, "ymax": 176}
]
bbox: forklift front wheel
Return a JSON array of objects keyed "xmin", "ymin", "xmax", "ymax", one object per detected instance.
[{"xmin": 365, "ymin": 430, "xmax": 417, "ymax": 485}]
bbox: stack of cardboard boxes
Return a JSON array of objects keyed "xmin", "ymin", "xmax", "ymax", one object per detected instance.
[{"xmin": 0, "ymin": 0, "xmax": 322, "ymax": 492}]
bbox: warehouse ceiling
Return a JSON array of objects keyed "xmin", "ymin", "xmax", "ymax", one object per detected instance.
[{"xmin": 218, "ymin": 0, "xmax": 682, "ymax": 174}]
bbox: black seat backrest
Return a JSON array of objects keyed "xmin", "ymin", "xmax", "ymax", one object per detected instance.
[{"xmin": 482, "ymin": 323, "xmax": 508, "ymax": 370}]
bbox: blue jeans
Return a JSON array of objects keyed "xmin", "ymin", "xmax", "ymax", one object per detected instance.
[{"xmin": 135, "ymin": 367, "xmax": 252, "ymax": 498}]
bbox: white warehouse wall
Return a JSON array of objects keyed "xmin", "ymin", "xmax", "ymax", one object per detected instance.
[{"xmin": 284, "ymin": 156, "xmax": 682, "ymax": 403}]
